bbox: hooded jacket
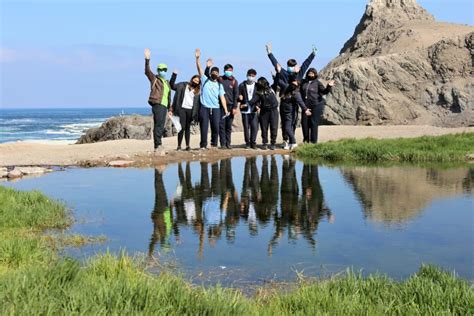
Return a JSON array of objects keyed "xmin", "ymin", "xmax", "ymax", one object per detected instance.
[{"xmin": 145, "ymin": 59, "xmax": 171, "ymax": 106}]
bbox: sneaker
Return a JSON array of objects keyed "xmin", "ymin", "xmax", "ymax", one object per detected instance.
[
  {"xmin": 185, "ymin": 146, "xmax": 191, "ymax": 151},
  {"xmin": 176, "ymin": 146, "xmax": 182, "ymax": 151},
  {"xmin": 269, "ymin": 144, "xmax": 275, "ymax": 150},
  {"xmin": 283, "ymin": 143, "xmax": 290, "ymax": 150},
  {"xmin": 200, "ymin": 146, "xmax": 208, "ymax": 151},
  {"xmin": 289, "ymin": 143, "xmax": 298, "ymax": 150},
  {"xmin": 251, "ymin": 144, "xmax": 257, "ymax": 150},
  {"xmin": 154, "ymin": 145, "xmax": 164, "ymax": 152},
  {"xmin": 261, "ymin": 144, "xmax": 268, "ymax": 150},
  {"xmin": 226, "ymin": 144, "xmax": 232, "ymax": 150},
  {"xmin": 245, "ymin": 144, "xmax": 250, "ymax": 149}
]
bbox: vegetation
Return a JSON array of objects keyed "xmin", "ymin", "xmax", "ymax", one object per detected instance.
[
  {"xmin": 296, "ymin": 133, "xmax": 474, "ymax": 163},
  {"xmin": 1, "ymin": 186, "xmax": 473, "ymax": 315}
]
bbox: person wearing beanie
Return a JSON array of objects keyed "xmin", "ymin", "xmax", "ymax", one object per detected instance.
[{"xmin": 144, "ymin": 48, "xmax": 172, "ymax": 152}]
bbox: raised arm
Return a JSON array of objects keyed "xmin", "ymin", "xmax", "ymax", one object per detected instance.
[
  {"xmin": 169, "ymin": 71, "xmax": 178, "ymax": 90},
  {"xmin": 195, "ymin": 48, "xmax": 204, "ymax": 77},
  {"xmin": 144, "ymin": 48, "xmax": 155, "ymax": 82},
  {"xmin": 265, "ymin": 43, "xmax": 280, "ymax": 69},
  {"xmin": 298, "ymin": 46, "xmax": 317, "ymax": 79}
]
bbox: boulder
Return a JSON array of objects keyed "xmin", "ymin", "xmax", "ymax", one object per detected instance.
[
  {"xmin": 7, "ymin": 169, "xmax": 23, "ymax": 179},
  {"xmin": 16, "ymin": 167, "xmax": 52, "ymax": 175},
  {"xmin": 1, "ymin": 168, "xmax": 8, "ymax": 178}
]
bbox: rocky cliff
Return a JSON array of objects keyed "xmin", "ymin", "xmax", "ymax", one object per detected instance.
[{"xmin": 321, "ymin": 0, "xmax": 474, "ymax": 126}]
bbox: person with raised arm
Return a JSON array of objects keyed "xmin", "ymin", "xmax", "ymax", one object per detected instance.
[
  {"xmin": 144, "ymin": 48, "xmax": 172, "ymax": 152},
  {"xmin": 169, "ymin": 71, "xmax": 201, "ymax": 151},
  {"xmin": 195, "ymin": 48, "xmax": 229, "ymax": 150}
]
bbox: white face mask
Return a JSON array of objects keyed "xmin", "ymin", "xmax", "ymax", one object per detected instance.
[{"xmin": 247, "ymin": 76, "xmax": 256, "ymax": 83}]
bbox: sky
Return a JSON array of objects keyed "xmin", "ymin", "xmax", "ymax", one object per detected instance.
[{"xmin": 1, "ymin": 0, "xmax": 473, "ymax": 109}]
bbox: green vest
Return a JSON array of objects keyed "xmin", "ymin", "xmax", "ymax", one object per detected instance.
[{"xmin": 160, "ymin": 78, "xmax": 171, "ymax": 107}]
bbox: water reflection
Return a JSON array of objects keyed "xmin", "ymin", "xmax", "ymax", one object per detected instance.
[
  {"xmin": 341, "ymin": 167, "xmax": 473, "ymax": 224},
  {"xmin": 149, "ymin": 156, "xmax": 335, "ymax": 258}
]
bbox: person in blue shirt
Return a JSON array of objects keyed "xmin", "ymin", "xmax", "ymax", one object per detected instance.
[{"xmin": 195, "ymin": 48, "xmax": 229, "ymax": 150}]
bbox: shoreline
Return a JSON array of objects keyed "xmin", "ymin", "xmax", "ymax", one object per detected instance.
[{"xmin": 0, "ymin": 125, "xmax": 473, "ymax": 167}]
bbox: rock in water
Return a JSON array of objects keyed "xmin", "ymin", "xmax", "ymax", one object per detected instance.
[{"xmin": 320, "ymin": 0, "xmax": 474, "ymax": 127}]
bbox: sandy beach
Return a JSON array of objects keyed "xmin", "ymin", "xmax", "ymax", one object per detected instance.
[{"xmin": 1, "ymin": 125, "xmax": 472, "ymax": 167}]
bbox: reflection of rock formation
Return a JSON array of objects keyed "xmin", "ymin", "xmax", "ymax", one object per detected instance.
[{"xmin": 341, "ymin": 167, "xmax": 473, "ymax": 224}]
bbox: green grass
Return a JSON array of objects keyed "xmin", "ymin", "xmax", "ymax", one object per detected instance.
[
  {"xmin": 296, "ymin": 133, "xmax": 474, "ymax": 163},
  {"xmin": 1, "ymin": 186, "xmax": 473, "ymax": 315}
]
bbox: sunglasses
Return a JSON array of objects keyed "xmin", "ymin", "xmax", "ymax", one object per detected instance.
[{"xmin": 158, "ymin": 68, "xmax": 168, "ymax": 72}]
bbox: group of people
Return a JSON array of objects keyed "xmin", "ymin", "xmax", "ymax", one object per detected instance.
[{"xmin": 144, "ymin": 44, "xmax": 335, "ymax": 152}]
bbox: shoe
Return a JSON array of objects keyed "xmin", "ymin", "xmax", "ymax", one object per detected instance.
[
  {"xmin": 289, "ymin": 143, "xmax": 298, "ymax": 150},
  {"xmin": 269, "ymin": 145, "xmax": 275, "ymax": 150},
  {"xmin": 154, "ymin": 145, "xmax": 164, "ymax": 152},
  {"xmin": 261, "ymin": 144, "xmax": 268, "ymax": 150},
  {"xmin": 200, "ymin": 146, "xmax": 208, "ymax": 151},
  {"xmin": 176, "ymin": 146, "xmax": 182, "ymax": 151},
  {"xmin": 226, "ymin": 144, "xmax": 232, "ymax": 150},
  {"xmin": 185, "ymin": 146, "xmax": 191, "ymax": 151},
  {"xmin": 282, "ymin": 141, "xmax": 288, "ymax": 149},
  {"xmin": 251, "ymin": 144, "xmax": 257, "ymax": 150},
  {"xmin": 245, "ymin": 144, "xmax": 250, "ymax": 149}
]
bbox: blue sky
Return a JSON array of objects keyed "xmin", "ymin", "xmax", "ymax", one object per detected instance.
[{"xmin": 1, "ymin": 0, "xmax": 473, "ymax": 108}]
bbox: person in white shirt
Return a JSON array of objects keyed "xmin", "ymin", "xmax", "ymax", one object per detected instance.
[{"xmin": 238, "ymin": 69, "xmax": 259, "ymax": 149}]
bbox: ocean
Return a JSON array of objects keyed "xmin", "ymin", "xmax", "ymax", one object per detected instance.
[{"xmin": 0, "ymin": 108, "xmax": 150, "ymax": 144}]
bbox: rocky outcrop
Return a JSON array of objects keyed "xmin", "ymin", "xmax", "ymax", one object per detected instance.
[
  {"xmin": 77, "ymin": 113, "xmax": 244, "ymax": 144},
  {"xmin": 321, "ymin": 0, "xmax": 474, "ymax": 126}
]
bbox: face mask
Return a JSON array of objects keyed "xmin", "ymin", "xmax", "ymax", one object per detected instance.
[
  {"xmin": 224, "ymin": 71, "xmax": 233, "ymax": 77},
  {"xmin": 287, "ymin": 67, "xmax": 295, "ymax": 73},
  {"xmin": 210, "ymin": 73, "xmax": 219, "ymax": 80},
  {"xmin": 158, "ymin": 71, "xmax": 167, "ymax": 78},
  {"xmin": 247, "ymin": 76, "xmax": 256, "ymax": 83},
  {"xmin": 190, "ymin": 82, "xmax": 199, "ymax": 88},
  {"xmin": 307, "ymin": 75, "xmax": 316, "ymax": 80}
]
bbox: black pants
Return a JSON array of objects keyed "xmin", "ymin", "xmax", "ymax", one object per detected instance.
[
  {"xmin": 242, "ymin": 113, "xmax": 259, "ymax": 145},
  {"xmin": 280, "ymin": 103, "xmax": 296, "ymax": 144},
  {"xmin": 302, "ymin": 102, "xmax": 324, "ymax": 143},
  {"xmin": 219, "ymin": 110, "xmax": 234, "ymax": 147},
  {"xmin": 178, "ymin": 108, "xmax": 193, "ymax": 147},
  {"xmin": 280, "ymin": 105, "xmax": 297, "ymax": 142},
  {"xmin": 151, "ymin": 104, "xmax": 168, "ymax": 148},
  {"xmin": 259, "ymin": 108, "xmax": 279, "ymax": 145},
  {"xmin": 199, "ymin": 107, "xmax": 221, "ymax": 148}
]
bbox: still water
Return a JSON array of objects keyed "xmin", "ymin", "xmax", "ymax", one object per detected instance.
[{"xmin": 3, "ymin": 156, "xmax": 473, "ymax": 285}]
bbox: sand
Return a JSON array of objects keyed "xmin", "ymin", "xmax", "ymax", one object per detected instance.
[{"xmin": 0, "ymin": 125, "xmax": 472, "ymax": 167}]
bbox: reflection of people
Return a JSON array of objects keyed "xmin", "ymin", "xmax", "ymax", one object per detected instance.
[
  {"xmin": 149, "ymin": 167, "xmax": 172, "ymax": 259},
  {"xmin": 240, "ymin": 157, "xmax": 260, "ymax": 235}
]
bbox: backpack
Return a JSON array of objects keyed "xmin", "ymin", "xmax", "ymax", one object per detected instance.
[{"xmin": 259, "ymin": 90, "xmax": 274, "ymax": 110}]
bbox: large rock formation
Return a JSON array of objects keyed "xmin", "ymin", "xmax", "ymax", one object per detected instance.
[{"xmin": 321, "ymin": 0, "xmax": 474, "ymax": 126}]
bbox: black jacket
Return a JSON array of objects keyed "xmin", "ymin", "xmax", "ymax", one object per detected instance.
[
  {"xmin": 205, "ymin": 67, "xmax": 239, "ymax": 108},
  {"xmin": 279, "ymin": 79, "xmax": 307, "ymax": 112},
  {"xmin": 268, "ymin": 51, "xmax": 315, "ymax": 84},
  {"xmin": 301, "ymin": 78, "xmax": 332, "ymax": 107},
  {"xmin": 238, "ymin": 81, "xmax": 257, "ymax": 112},
  {"xmin": 169, "ymin": 73, "xmax": 200, "ymax": 121}
]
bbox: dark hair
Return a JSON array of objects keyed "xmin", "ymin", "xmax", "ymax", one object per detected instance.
[
  {"xmin": 210, "ymin": 67, "xmax": 220, "ymax": 74},
  {"xmin": 247, "ymin": 68, "xmax": 257, "ymax": 76},
  {"xmin": 287, "ymin": 59, "xmax": 297, "ymax": 67},
  {"xmin": 306, "ymin": 67, "xmax": 318, "ymax": 78},
  {"xmin": 189, "ymin": 75, "xmax": 201, "ymax": 94},
  {"xmin": 256, "ymin": 77, "xmax": 270, "ymax": 93},
  {"xmin": 224, "ymin": 64, "xmax": 233, "ymax": 71}
]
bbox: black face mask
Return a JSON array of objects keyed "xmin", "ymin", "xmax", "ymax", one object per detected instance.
[
  {"xmin": 210, "ymin": 73, "xmax": 219, "ymax": 80},
  {"xmin": 307, "ymin": 75, "xmax": 316, "ymax": 80}
]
